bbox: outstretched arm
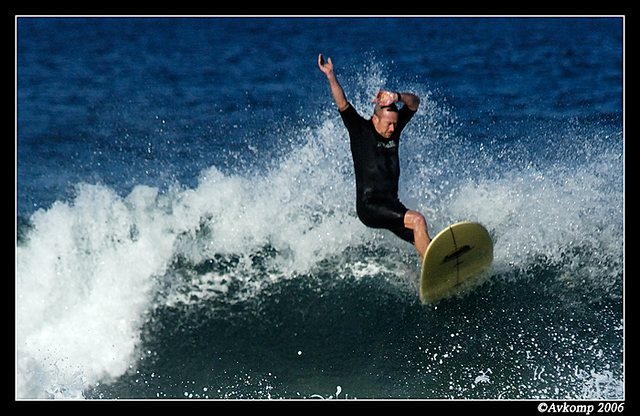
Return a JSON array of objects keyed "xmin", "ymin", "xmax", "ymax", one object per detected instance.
[
  {"xmin": 318, "ymin": 54, "xmax": 349, "ymax": 112},
  {"xmin": 373, "ymin": 90, "xmax": 420, "ymax": 111}
]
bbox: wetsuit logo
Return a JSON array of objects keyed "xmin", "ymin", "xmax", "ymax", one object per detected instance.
[{"xmin": 377, "ymin": 140, "xmax": 398, "ymax": 149}]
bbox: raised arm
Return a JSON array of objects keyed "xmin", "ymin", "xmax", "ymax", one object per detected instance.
[
  {"xmin": 318, "ymin": 54, "xmax": 349, "ymax": 112},
  {"xmin": 374, "ymin": 90, "xmax": 420, "ymax": 111}
]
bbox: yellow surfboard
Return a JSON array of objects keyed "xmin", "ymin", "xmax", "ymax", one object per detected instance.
[{"xmin": 420, "ymin": 221, "xmax": 493, "ymax": 304}]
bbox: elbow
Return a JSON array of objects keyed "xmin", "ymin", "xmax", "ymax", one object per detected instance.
[
  {"xmin": 408, "ymin": 95, "xmax": 420, "ymax": 111},
  {"xmin": 337, "ymin": 101, "xmax": 350, "ymax": 112}
]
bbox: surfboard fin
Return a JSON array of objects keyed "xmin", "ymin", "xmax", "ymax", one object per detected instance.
[{"xmin": 442, "ymin": 245, "xmax": 472, "ymax": 264}]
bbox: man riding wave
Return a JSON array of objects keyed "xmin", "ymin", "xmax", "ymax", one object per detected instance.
[{"xmin": 318, "ymin": 54, "xmax": 431, "ymax": 262}]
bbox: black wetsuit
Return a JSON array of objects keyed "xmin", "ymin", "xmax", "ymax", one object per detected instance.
[{"xmin": 339, "ymin": 103, "xmax": 417, "ymax": 243}]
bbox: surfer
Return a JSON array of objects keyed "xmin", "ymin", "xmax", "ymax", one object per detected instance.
[{"xmin": 318, "ymin": 54, "xmax": 431, "ymax": 262}]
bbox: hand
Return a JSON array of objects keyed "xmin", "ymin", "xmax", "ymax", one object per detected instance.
[
  {"xmin": 373, "ymin": 91, "xmax": 397, "ymax": 107},
  {"xmin": 318, "ymin": 54, "xmax": 334, "ymax": 76},
  {"xmin": 318, "ymin": 54, "xmax": 349, "ymax": 111}
]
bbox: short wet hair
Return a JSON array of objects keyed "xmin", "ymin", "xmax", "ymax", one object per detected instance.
[{"xmin": 373, "ymin": 103, "xmax": 399, "ymax": 118}]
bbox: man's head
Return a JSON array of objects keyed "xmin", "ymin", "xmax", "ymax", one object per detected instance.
[{"xmin": 372, "ymin": 103, "xmax": 399, "ymax": 139}]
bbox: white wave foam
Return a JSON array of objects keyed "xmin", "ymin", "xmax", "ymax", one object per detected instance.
[
  {"xmin": 17, "ymin": 184, "xmax": 175, "ymax": 398},
  {"xmin": 16, "ymin": 113, "xmax": 367, "ymax": 398}
]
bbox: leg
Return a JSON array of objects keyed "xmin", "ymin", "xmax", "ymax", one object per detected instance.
[{"xmin": 404, "ymin": 210, "xmax": 430, "ymax": 263}]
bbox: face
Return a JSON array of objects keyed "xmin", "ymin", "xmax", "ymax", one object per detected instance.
[{"xmin": 372, "ymin": 109, "xmax": 398, "ymax": 139}]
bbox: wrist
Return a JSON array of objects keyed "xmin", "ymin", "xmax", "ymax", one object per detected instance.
[{"xmin": 396, "ymin": 92, "xmax": 402, "ymax": 102}]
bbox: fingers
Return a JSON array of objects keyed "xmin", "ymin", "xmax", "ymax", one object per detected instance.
[
  {"xmin": 318, "ymin": 54, "xmax": 333, "ymax": 73},
  {"xmin": 372, "ymin": 91, "xmax": 389, "ymax": 103},
  {"xmin": 318, "ymin": 54, "xmax": 332, "ymax": 65}
]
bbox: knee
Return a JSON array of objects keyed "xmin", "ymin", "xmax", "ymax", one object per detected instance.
[{"xmin": 405, "ymin": 210, "xmax": 427, "ymax": 231}]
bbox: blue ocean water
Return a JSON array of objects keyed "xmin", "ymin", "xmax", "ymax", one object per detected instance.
[{"xmin": 16, "ymin": 17, "xmax": 623, "ymax": 399}]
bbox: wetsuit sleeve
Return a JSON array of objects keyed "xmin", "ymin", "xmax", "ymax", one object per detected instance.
[
  {"xmin": 395, "ymin": 105, "xmax": 417, "ymax": 135},
  {"xmin": 339, "ymin": 104, "xmax": 365, "ymax": 139},
  {"xmin": 339, "ymin": 104, "xmax": 359, "ymax": 128}
]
